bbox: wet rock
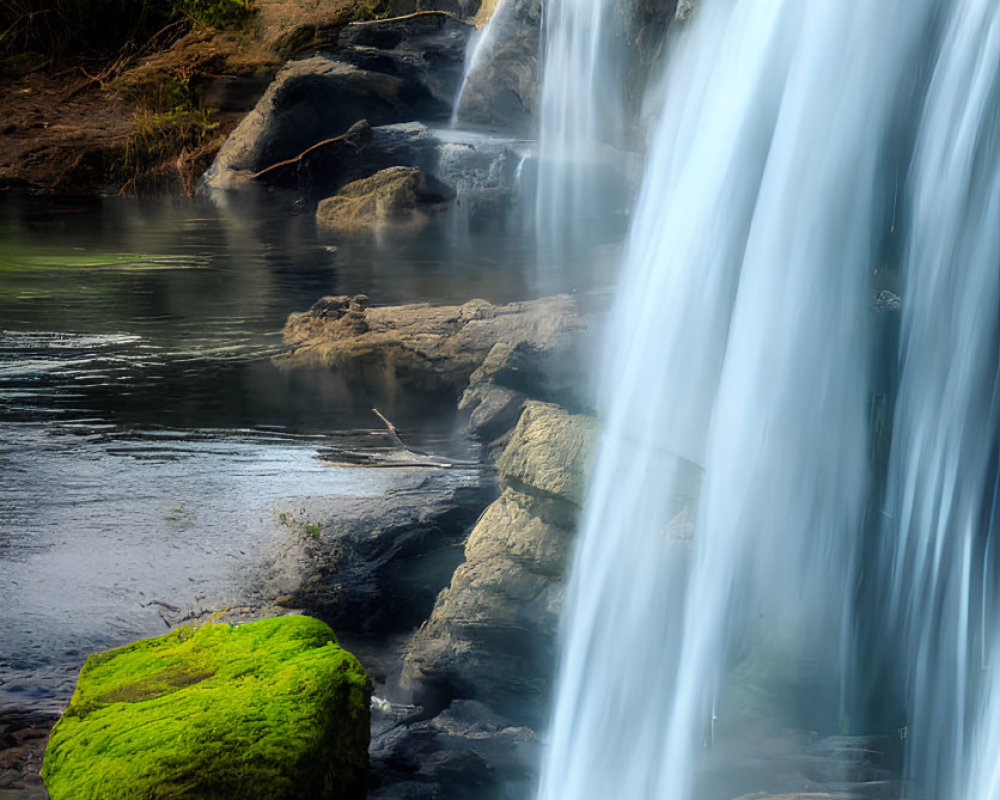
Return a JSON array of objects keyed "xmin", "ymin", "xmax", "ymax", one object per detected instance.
[
  {"xmin": 202, "ymin": 13, "xmax": 472, "ymax": 191},
  {"xmin": 41, "ymin": 617, "xmax": 370, "ymax": 800},
  {"xmin": 253, "ymin": 120, "xmax": 443, "ymax": 195},
  {"xmin": 0, "ymin": 708, "xmax": 56, "ymax": 799},
  {"xmin": 369, "ymin": 699, "xmax": 539, "ymax": 800},
  {"xmin": 459, "ymin": 337, "xmax": 595, "ymax": 445},
  {"xmin": 316, "ymin": 167, "xmax": 455, "ymax": 233},
  {"xmin": 401, "ymin": 403, "xmax": 597, "ymax": 721},
  {"xmin": 432, "ymin": 138, "xmax": 522, "ymax": 230},
  {"xmin": 259, "ymin": 470, "xmax": 493, "ymax": 636},
  {"xmin": 280, "ymin": 294, "xmax": 585, "ymax": 399},
  {"xmin": 453, "ymin": 0, "xmax": 542, "ymax": 134}
]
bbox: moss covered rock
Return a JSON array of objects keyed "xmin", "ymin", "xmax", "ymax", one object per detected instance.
[
  {"xmin": 41, "ymin": 616, "xmax": 370, "ymax": 800},
  {"xmin": 315, "ymin": 166, "xmax": 454, "ymax": 233}
]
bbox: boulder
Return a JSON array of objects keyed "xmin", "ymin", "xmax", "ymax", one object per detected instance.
[
  {"xmin": 259, "ymin": 470, "xmax": 492, "ymax": 635},
  {"xmin": 279, "ymin": 294, "xmax": 585, "ymax": 399},
  {"xmin": 369, "ymin": 699, "xmax": 539, "ymax": 800},
  {"xmin": 452, "ymin": 0, "xmax": 542, "ymax": 134},
  {"xmin": 495, "ymin": 400, "xmax": 596, "ymax": 506},
  {"xmin": 316, "ymin": 166, "xmax": 455, "ymax": 233},
  {"xmin": 401, "ymin": 403, "xmax": 597, "ymax": 721},
  {"xmin": 246, "ymin": 120, "xmax": 443, "ymax": 194},
  {"xmin": 459, "ymin": 336, "xmax": 596, "ymax": 445},
  {"xmin": 41, "ymin": 616, "xmax": 370, "ymax": 800},
  {"xmin": 202, "ymin": 13, "xmax": 472, "ymax": 191}
]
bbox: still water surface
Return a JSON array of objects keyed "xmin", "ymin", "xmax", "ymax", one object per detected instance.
[{"xmin": 0, "ymin": 193, "xmax": 589, "ymax": 711}]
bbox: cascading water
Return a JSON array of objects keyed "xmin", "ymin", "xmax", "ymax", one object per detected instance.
[
  {"xmin": 534, "ymin": 0, "xmax": 628, "ymax": 247},
  {"xmin": 537, "ymin": 2, "xmax": 1000, "ymax": 800}
]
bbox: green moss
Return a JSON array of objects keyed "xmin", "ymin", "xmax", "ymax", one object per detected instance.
[
  {"xmin": 351, "ymin": 0, "xmax": 391, "ymax": 22},
  {"xmin": 177, "ymin": 0, "xmax": 254, "ymax": 30},
  {"xmin": 41, "ymin": 616, "xmax": 370, "ymax": 800}
]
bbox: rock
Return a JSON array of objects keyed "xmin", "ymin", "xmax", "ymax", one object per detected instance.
[
  {"xmin": 202, "ymin": 13, "xmax": 472, "ymax": 191},
  {"xmin": 279, "ymin": 294, "xmax": 585, "ymax": 399},
  {"xmin": 336, "ymin": 13, "xmax": 471, "ymax": 105},
  {"xmin": 258, "ymin": 471, "xmax": 492, "ymax": 636},
  {"xmin": 369, "ymin": 699, "xmax": 539, "ymax": 800},
  {"xmin": 459, "ymin": 336, "xmax": 597, "ymax": 444},
  {"xmin": 0, "ymin": 708, "xmax": 56, "ymax": 799},
  {"xmin": 453, "ymin": 0, "xmax": 542, "ymax": 134},
  {"xmin": 250, "ymin": 120, "xmax": 444, "ymax": 195},
  {"xmin": 316, "ymin": 167, "xmax": 455, "ymax": 233},
  {"xmin": 401, "ymin": 403, "xmax": 597, "ymax": 721},
  {"xmin": 496, "ymin": 401, "xmax": 597, "ymax": 506},
  {"xmin": 432, "ymin": 138, "xmax": 522, "ymax": 230},
  {"xmin": 40, "ymin": 616, "xmax": 370, "ymax": 800}
]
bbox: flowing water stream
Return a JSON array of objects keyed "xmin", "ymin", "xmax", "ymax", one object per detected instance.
[{"xmin": 537, "ymin": 1, "xmax": 1000, "ymax": 799}]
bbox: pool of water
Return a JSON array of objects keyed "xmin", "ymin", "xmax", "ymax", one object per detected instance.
[{"xmin": 0, "ymin": 190, "xmax": 602, "ymax": 712}]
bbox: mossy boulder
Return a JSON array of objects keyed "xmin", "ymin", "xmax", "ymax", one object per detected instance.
[
  {"xmin": 316, "ymin": 166, "xmax": 454, "ymax": 233},
  {"xmin": 41, "ymin": 616, "xmax": 370, "ymax": 800}
]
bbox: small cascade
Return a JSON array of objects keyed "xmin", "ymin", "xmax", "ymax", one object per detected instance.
[
  {"xmin": 534, "ymin": 0, "xmax": 630, "ymax": 249},
  {"xmin": 451, "ymin": 0, "xmax": 509, "ymax": 127},
  {"xmin": 535, "ymin": 2, "xmax": 1000, "ymax": 800}
]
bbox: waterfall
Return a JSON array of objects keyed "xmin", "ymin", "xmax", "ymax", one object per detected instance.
[
  {"xmin": 451, "ymin": 0, "xmax": 508, "ymax": 128},
  {"xmin": 534, "ymin": 0, "xmax": 628, "ymax": 248},
  {"xmin": 537, "ymin": 2, "xmax": 1000, "ymax": 800}
]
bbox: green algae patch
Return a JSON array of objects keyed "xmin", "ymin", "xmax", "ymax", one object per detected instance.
[{"xmin": 41, "ymin": 616, "xmax": 371, "ymax": 800}]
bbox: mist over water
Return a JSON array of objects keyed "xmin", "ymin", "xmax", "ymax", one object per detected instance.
[{"xmin": 536, "ymin": 1, "xmax": 1000, "ymax": 799}]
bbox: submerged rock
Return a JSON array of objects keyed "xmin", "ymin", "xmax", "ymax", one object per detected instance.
[
  {"xmin": 279, "ymin": 294, "xmax": 585, "ymax": 398},
  {"xmin": 41, "ymin": 617, "xmax": 370, "ymax": 800},
  {"xmin": 401, "ymin": 402, "xmax": 597, "ymax": 720},
  {"xmin": 316, "ymin": 166, "xmax": 455, "ymax": 233},
  {"xmin": 369, "ymin": 699, "xmax": 539, "ymax": 800}
]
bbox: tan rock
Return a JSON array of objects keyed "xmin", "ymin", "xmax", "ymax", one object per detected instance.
[
  {"xmin": 315, "ymin": 166, "xmax": 453, "ymax": 233},
  {"xmin": 279, "ymin": 294, "xmax": 584, "ymax": 395},
  {"xmin": 401, "ymin": 403, "xmax": 597, "ymax": 718},
  {"xmin": 497, "ymin": 401, "xmax": 598, "ymax": 505}
]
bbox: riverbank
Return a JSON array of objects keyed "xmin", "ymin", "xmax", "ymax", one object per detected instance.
[{"xmin": 0, "ymin": 0, "xmax": 366, "ymax": 195}]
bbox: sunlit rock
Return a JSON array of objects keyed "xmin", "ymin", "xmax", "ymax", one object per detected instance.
[
  {"xmin": 315, "ymin": 167, "xmax": 454, "ymax": 233},
  {"xmin": 401, "ymin": 402, "xmax": 597, "ymax": 719}
]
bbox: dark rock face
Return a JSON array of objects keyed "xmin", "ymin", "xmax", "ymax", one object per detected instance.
[
  {"xmin": 453, "ymin": 0, "xmax": 542, "ymax": 135},
  {"xmin": 259, "ymin": 471, "xmax": 493, "ymax": 636},
  {"xmin": 369, "ymin": 699, "xmax": 539, "ymax": 800},
  {"xmin": 202, "ymin": 13, "xmax": 472, "ymax": 191},
  {"xmin": 0, "ymin": 708, "xmax": 56, "ymax": 799}
]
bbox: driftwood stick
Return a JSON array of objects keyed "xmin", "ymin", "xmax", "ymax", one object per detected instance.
[{"xmin": 372, "ymin": 407, "xmax": 408, "ymax": 450}]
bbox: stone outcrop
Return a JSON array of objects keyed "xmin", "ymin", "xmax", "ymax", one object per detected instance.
[
  {"xmin": 41, "ymin": 617, "xmax": 370, "ymax": 800},
  {"xmin": 279, "ymin": 294, "xmax": 585, "ymax": 398},
  {"xmin": 202, "ymin": 13, "xmax": 472, "ymax": 191},
  {"xmin": 316, "ymin": 166, "xmax": 455, "ymax": 233},
  {"xmin": 401, "ymin": 402, "xmax": 597, "ymax": 721},
  {"xmin": 369, "ymin": 699, "xmax": 539, "ymax": 800},
  {"xmin": 259, "ymin": 471, "xmax": 492, "ymax": 636},
  {"xmin": 453, "ymin": 0, "xmax": 542, "ymax": 134}
]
